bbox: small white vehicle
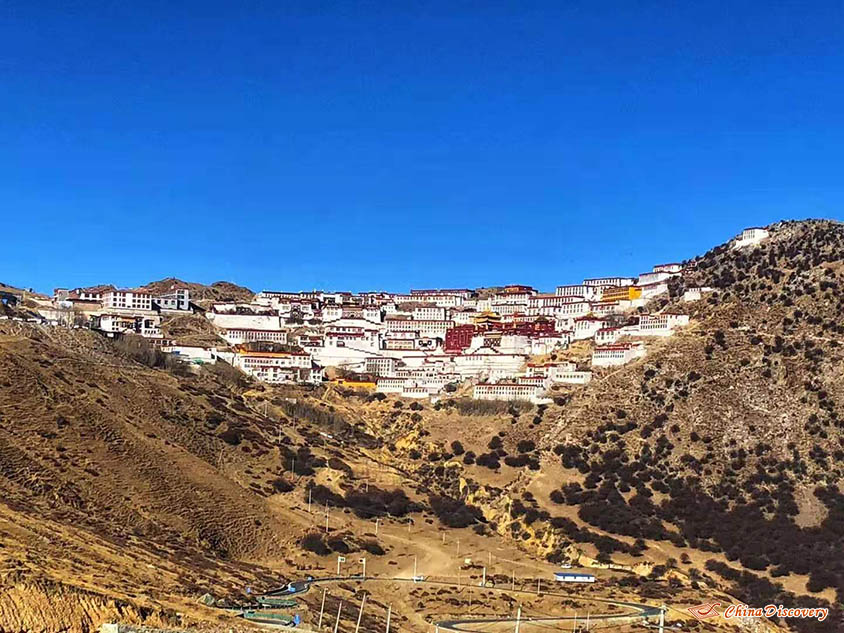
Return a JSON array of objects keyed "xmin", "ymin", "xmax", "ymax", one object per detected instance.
[
  {"xmin": 560, "ymin": 563, "xmax": 572, "ymax": 569},
  {"xmin": 412, "ymin": 575, "xmax": 426, "ymax": 583}
]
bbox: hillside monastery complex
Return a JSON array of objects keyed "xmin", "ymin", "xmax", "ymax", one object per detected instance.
[{"xmin": 31, "ymin": 228, "xmax": 768, "ymax": 403}]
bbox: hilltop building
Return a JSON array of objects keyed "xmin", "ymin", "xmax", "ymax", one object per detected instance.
[{"xmin": 733, "ymin": 227, "xmax": 770, "ymax": 248}]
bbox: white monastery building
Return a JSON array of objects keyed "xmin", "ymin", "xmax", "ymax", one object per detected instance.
[
  {"xmin": 472, "ymin": 382, "xmax": 550, "ymax": 404},
  {"xmin": 102, "ymin": 289, "xmax": 153, "ymax": 311},
  {"xmin": 592, "ymin": 342, "xmax": 646, "ymax": 367},
  {"xmin": 733, "ymin": 227, "xmax": 770, "ymax": 249},
  {"xmin": 583, "ymin": 277, "xmax": 636, "ymax": 288},
  {"xmin": 95, "ymin": 313, "xmax": 162, "ymax": 338},
  {"xmin": 232, "ymin": 350, "xmax": 318, "ymax": 384},
  {"xmin": 154, "ymin": 287, "xmax": 191, "ymax": 311},
  {"xmin": 221, "ymin": 328, "xmax": 288, "ymax": 345}
]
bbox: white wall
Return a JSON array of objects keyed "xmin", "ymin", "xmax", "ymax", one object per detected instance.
[{"xmin": 208, "ymin": 312, "xmax": 283, "ymax": 330}]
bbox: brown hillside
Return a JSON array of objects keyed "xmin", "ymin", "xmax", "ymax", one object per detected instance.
[
  {"xmin": 321, "ymin": 220, "xmax": 844, "ymax": 633},
  {"xmin": 2, "ymin": 221, "xmax": 841, "ymax": 633},
  {"xmin": 0, "ymin": 324, "xmax": 298, "ymax": 629},
  {"xmin": 143, "ymin": 277, "xmax": 254, "ymax": 307}
]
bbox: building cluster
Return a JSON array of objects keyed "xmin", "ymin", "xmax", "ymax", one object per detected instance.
[
  {"xmin": 51, "ymin": 285, "xmax": 192, "ymax": 338},
  {"xmin": 41, "ymin": 268, "xmax": 693, "ymax": 403},
  {"xmin": 197, "ymin": 259, "xmax": 691, "ymax": 403},
  {"xmin": 34, "ymin": 227, "xmax": 772, "ymax": 402}
]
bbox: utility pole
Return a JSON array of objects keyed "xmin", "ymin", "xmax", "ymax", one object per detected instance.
[
  {"xmin": 481, "ymin": 567, "xmax": 486, "ymax": 587},
  {"xmin": 308, "ymin": 488, "xmax": 312, "ymax": 514},
  {"xmin": 413, "ymin": 555, "xmax": 418, "ymax": 577},
  {"xmin": 658, "ymin": 605, "xmax": 667, "ymax": 633},
  {"xmin": 385, "ymin": 604, "xmax": 391, "ymax": 633},
  {"xmin": 585, "ymin": 611, "xmax": 590, "ymax": 631},
  {"xmin": 536, "ymin": 578, "xmax": 541, "ymax": 595},
  {"xmin": 325, "ymin": 503, "xmax": 329, "ymax": 534},
  {"xmin": 354, "ymin": 594, "xmax": 367, "ymax": 633},
  {"xmin": 332, "ymin": 602, "xmax": 342, "ymax": 633},
  {"xmin": 511, "ymin": 571, "xmax": 515, "ymax": 591},
  {"xmin": 572, "ymin": 612, "xmax": 577, "ymax": 632},
  {"xmin": 360, "ymin": 557, "xmax": 366, "ymax": 577},
  {"xmin": 375, "ymin": 518, "xmax": 379, "ymax": 536},
  {"xmin": 337, "ymin": 556, "xmax": 345, "ymax": 576},
  {"xmin": 456, "ymin": 539, "xmax": 459, "ymax": 557},
  {"xmin": 514, "ymin": 606, "xmax": 522, "ymax": 633},
  {"xmin": 317, "ymin": 589, "xmax": 327, "ymax": 629}
]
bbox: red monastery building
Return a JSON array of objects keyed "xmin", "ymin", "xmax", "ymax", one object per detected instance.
[{"xmin": 445, "ymin": 324, "xmax": 475, "ymax": 352}]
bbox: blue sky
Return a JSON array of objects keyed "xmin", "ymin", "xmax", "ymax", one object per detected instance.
[{"xmin": 2, "ymin": 1, "xmax": 842, "ymax": 294}]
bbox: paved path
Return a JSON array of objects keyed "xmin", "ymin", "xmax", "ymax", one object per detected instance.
[{"xmin": 262, "ymin": 575, "xmax": 661, "ymax": 632}]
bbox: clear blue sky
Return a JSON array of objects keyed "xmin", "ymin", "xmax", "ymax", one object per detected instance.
[{"xmin": 2, "ymin": 2, "xmax": 843, "ymax": 294}]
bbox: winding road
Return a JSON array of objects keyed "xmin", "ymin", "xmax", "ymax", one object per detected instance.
[{"xmin": 262, "ymin": 575, "xmax": 663, "ymax": 632}]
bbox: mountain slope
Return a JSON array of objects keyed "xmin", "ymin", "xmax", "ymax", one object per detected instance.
[
  {"xmin": 0, "ymin": 324, "xmax": 298, "ymax": 628},
  {"xmin": 1, "ymin": 220, "xmax": 841, "ymax": 633},
  {"xmin": 340, "ymin": 220, "xmax": 844, "ymax": 632}
]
